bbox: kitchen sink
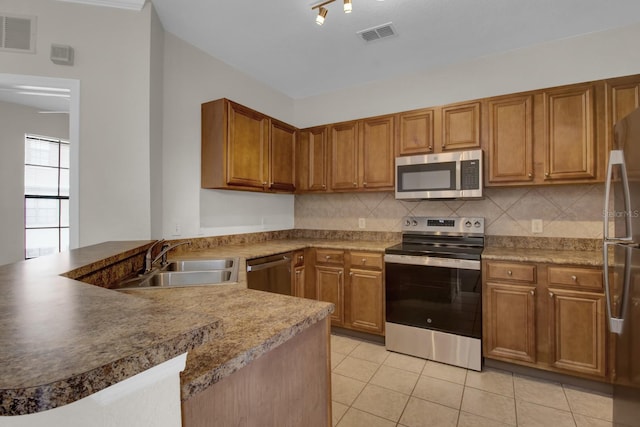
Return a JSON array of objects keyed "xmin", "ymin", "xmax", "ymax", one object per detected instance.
[
  {"xmin": 164, "ymin": 258, "xmax": 236, "ymax": 271},
  {"xmin": 114, "ymin": 257, "xmax": 239, "ymax": 290}
]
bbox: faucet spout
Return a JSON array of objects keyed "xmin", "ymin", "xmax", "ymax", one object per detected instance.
[
  {"xmin": 143, "ymin": 239, "xmax": 165, "ymax": 274},
  {"xmin": 152, "ymin": 241, "xmax": 192, "ymax": 268}
]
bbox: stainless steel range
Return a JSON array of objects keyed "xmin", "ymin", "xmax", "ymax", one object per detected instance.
[{"xmin": 384, "ymin": 216, "xmax": 484, "ymax": 371}]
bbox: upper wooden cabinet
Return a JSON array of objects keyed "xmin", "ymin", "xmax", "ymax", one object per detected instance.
[
  {"xmin": 201, "ymin": 99, "xmax": 296, "ymax": 192},
  {"xmin": 297, "ymin": 126, "xmax": 328, "ymax": 192},
  {"xmin": 605, "ymin": 74, "xmax": 640, "ymax": 151},
  {"xmin": 486, "ymin": 94, "xmax": 534, "ymax": 184},
  {"xmin": 330, "ymin": 116, "xmax": 395, "ymax": 191},
  {"xmin": 397, "ymin": 103, "xmax": 480, "ymax": 156},
  {"xmin": 441, "ymin": 101, "xmax": 482, "ymax": 152},
  {"xmin": 486, "ymin": 81, "xmax": 607, "ymax": 186},
  {"xmin": 397, "ymin": 108, "xmax": 436, "ymax": 155},
  {"xmin": 542, "ymin": 84, "xmax": 597, "ymax": 181}
]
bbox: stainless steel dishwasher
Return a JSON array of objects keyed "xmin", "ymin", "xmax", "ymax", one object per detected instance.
[{"xmin": 246, "ymin": 252, "xmax": 293, "ymax": 296}]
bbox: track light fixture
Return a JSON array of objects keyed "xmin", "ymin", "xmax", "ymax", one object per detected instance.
[{"xmin": 311, "ymin": 0, "xmax": 352, "ymax": 25}]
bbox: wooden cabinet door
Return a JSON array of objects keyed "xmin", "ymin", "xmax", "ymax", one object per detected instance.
[
  {"xmin": 441, "ymin": 102, "xmax": 481, "ymax": 152},
  {"xmin": 542, "ymin": 85, "xmax": 596, "ymax": 181},
  {"xmin": 484, "ymin": 282, "xmax": 537, "ymax": 363},
  {"xmin": 297, "ymin": 126, "xmax": 328, "ymax": 192},
  {"xmin": 269, "ymin": 119, "xmax": 296, "ymax": 192},
  {"xmin": 397, "ymin": 108, "xmax": 435, "ymax": 155},
  {"xmin": 359, "ymin": 115, "xmax": 395, "ymax": 190},
  {"xmin": 330, "ymin": 122, "xmax": 359, "ymax": 190},
  {"xmin": 606, "ymin": 75, "xmax": 640, "ymax": 150},
  {"xmin": 486, "ymin": 95, "xmax": 534, "ymax": 184},
  {"xmin": 227, "ymin": 101, "xmax": 269, "ymax": 189},
  {"xmin": 548, "ymin": 288, "xmax": 606, "ymax": 377},
  {"xmin": 346, "ymin": 268, "xmax": 384, "ymax": 335},
  {"xmin": 316, "ymin": 265, "xmax": 344, "ymax": 325}
]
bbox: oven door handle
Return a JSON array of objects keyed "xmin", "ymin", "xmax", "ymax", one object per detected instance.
[{"xmin": 384, "ymin": 254, "xmax": 480, "ymax": 270}]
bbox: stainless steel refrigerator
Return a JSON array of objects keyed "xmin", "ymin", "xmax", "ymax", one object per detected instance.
[{"xmin": 604, "ymin": 106, "xmax": 640, "ymax": 426}]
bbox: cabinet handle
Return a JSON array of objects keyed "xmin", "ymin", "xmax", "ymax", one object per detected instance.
[
  {"xmin": 349, "ymin": 271, "xmax": 353, "ymax": 276},
  {"xmin": 571, "ymin": 275, "xmax": 577, "ymax": 281},
  {"xmin": 363, "ymin": 182, "xmax": 367, "ymax": 187},
  {"xmin": 338, "ymin": 271, "xmax": 342, "ymax": 276},
  {"xmin": 544, "ymin": 172, "xmax": 549, "ymax": 177},
  {"xmin": 528, "ymin": 173, "xmax": 533, "ymax": 178},
  {"xmin": 507, "ymin": 270, "xmax": 513, "ymax": 276},
  {"xmin": 441, "ymin": 143, "xmax": 446, "ymax": 149},
  {"xmin": 322, "ymin": 184, "xmax": 326, "ymax": 189},
  {"xmin": 295, "ymin": 270, "xmax": 300, "ymax": 275},
  {"xmin": 530, "ymin": 290, "xmax": 535, "ymax": 296},
  {"xmin": 353, "ymin": 182, "xmax": 357, "ymax": 187},
  {"xmin": 362, "ymin": 258, "xmax": 367, "ymax": 264},
  {"xmin": 299, "ymin": 255, "xmax": 304, "ymax": 262},
  {"xmin": 549, "ymin": 292, "xmax": 554, "ymax": 298},
  {"xmin": 428, "ymin": 145, "xmax": 433, "ymax": 150},
  {"xmin": 263, "ymin": 181, "xmax": 268, "ymax": 185},
  {"xmin": 325, "ymin": 255, "xmax": 331, "ymax": 260}
]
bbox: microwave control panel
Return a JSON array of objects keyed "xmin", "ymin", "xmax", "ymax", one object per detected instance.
[{"xmin": 461, "ymin": 159, "xmax": 480, "ymax": 190}]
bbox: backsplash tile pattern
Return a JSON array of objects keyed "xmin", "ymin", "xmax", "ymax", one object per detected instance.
[{"xmin": 294, "ymin": 185, "xmax": 605, "ymax": 238}]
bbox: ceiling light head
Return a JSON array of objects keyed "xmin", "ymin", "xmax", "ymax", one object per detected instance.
[
  {"xmin": 316, "ymin": 7, "xmax": 328, "ymax": 25},
  {"xmin": 343, "ymin": 0, "xmax": 352, "ymax": 13}
]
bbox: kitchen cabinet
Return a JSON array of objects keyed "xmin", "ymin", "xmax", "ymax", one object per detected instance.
[
  {"xmin": 312, "ymin": 249, "xmax": 384, "ymax": 335},
  {"xmin": 297, "ymin": 126, "xmax": 329, "ymax": 192},
  {"xmin": 605, "ymin": 74, "xmax": 640, "ymax": 151},
  {"xmin": 345, "ymin": 251, "xmax": 384, "ymax": 335},
  {"xmin": 397, "ymin": 108, "xmax": 436, "ymax": 155},
  {"xmin": 441, "ymin": 101, "xmax": 482, "ymax": 152},
  {"xmin": 330, "ymin": 116, "xmax": 395, "ymax": 191},
  {"xmin": 315, "ymin": 248, "xmax": 345, "ymax": 325},
  {"xmin": 396, "ymin": 102, "xmax": 480, "ymax": 156},
  {"xmin": 542, "ymin": 84, "xmax": 597, "ymax": 181},
  {"xmin": 201, "ymin": 98, "xmax": 296, "ymax": 192},
  {"xmin": 485, "ymin": 94, "xmax": 534, "ymax": 184},
  {"xmin": 484, "ymin": 262, "xmax": 537, "ymax": 363},
  {"xmin": 483, "ymin": 260, "xmax": 608, "ymax": 380}
]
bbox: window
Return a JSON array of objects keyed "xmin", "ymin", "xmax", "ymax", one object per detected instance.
[{"xmin": 24, "ymin": 135, "xmax": 69, "ymax": 259}]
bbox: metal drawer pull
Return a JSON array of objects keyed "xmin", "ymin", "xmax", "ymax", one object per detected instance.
[
  {"xmin": 507, "ymin": 270, "xmax": 513, "ymax": 276},
  {"xmin": 549, "ymin": 292, "xmax": 554, "ymax": 298},
  {"xmin": 530, "ymin": 290, "xmax": 535, "ymax": 295},
  {"xmin": 325, "ymin": 255, "xmax": 331, "ymax": 260},
  {"xmin": 571, "ymin": 275, "xmax": 577, "ymax": 281},
  {"xmin": 362, "ymin": 258, "xmax": 367, "ymax": 264}
]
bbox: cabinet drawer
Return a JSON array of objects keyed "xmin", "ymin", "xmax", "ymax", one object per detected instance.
[
  {"xmin": 350, "ymin": 251, "xmax": 383, "ymax": 270},
  {"xmin": 316, "ymin": 249, "xmax": 345, "ymax": 265},
  {"xmin": 548, "ymin": 266, "xmax": 603, "ymax": 291},
  {"xmin": 486, "ymin": 262, "xmax": 537, "ymax": 283}
]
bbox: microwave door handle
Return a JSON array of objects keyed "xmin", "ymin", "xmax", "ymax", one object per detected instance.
[
  {"xmin": 604, "ymin": 150, "xmax": 633, "ymax": 241},
  {"xmin": 455, "ymin": 161, "xmax": 461, "ymax": 190}
]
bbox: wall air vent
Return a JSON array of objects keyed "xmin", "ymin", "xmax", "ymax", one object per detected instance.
[
  {"xmin": 0, "ymin": 14, "xmax": 36, "ymax": 53},
  {"xmin": 356, "ymin": 22, "xmax": 397, "ymax": 43}
]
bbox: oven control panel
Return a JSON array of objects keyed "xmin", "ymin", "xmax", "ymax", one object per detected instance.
[{"xmin": 402, "ymin": 216, "xmax": 484, "ymax": 234}]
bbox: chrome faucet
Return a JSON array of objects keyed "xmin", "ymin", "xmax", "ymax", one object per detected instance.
[{"xmin": 142, "ymin": 240, "xmax": 192, "ymax": 274}]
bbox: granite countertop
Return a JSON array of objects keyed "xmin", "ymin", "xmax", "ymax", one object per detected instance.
[
  {"xmin": 482, "ymin": 246, "xmax": 603, "ymax": 267},
  {"xmin": 0, "ymin": 241, "xmax": 225, "ymax": 416}
]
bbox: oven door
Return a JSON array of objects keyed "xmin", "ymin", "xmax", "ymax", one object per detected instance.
[{"xmin": 384, "ymin": 254, "xmax": 482, "ymax": 339}]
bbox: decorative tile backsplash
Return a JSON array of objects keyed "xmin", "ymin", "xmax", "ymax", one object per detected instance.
[{"xmin": 294, "ymin": 184, "xmax": 605, "ymax": 238}]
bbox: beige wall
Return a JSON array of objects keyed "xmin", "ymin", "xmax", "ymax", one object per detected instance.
[
  {"xmin": 0, "ymin": 101, "xmax": 69, "ymax": 265},
  {"xmin": 0, "ymin": 0, "xmax": 154, "ymax": 247},
  {"xmin": 295, "ymin": 185, "xmax": 604, "ymax": 238}
]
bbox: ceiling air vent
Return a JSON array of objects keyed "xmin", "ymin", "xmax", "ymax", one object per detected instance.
[
  {"xmin": 0, "ymin": 14, "xmax": 36, "ymax": 53},
  {"xmin": 357, "ymin": 22, "xmax": 397, "ymax": 43}
]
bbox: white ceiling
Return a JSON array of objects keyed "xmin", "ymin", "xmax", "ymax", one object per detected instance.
[
  {"xmin": 150, "ymin": 0, "xmax": 640, "ymax": 99},
  {"xmin": 4, "ymin": 0, "xmax": 640, "ymax": 112}
]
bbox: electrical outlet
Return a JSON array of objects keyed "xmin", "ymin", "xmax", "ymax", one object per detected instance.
[
  {"xmin": 173, "ymin": 223, "xmax": 181, "ymax": 236},
  {"xmin": 358, "ymin": 218, "xmax": 366, "ymax": 229},
  {"xmin": 531, "ymin": 219, "xmax": 543, "ymax": 234}
]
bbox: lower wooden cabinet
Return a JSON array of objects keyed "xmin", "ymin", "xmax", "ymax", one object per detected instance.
[
  {"xmin": 313, "ymin": 249, "xmax": 384, "ymax": 336},
  {"xmin": 483, "ymin": 260, "xmax": 608, "ymax": 381},
  {"xmin": 484, "ymin": 282, "xmax": 537, "ymax": 363}
]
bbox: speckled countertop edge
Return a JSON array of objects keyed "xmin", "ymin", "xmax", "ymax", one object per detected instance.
[{"xmin": 482, "ymin": 247, "xmax": 603, "ymax": 266}]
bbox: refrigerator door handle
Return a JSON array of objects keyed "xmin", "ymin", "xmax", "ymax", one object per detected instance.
[
  {"xmin": 603, "ymin": 241, "xmax": 631, "ymax": 335},
  {"xmin": 603, "ymin": 150, "xmax": 633, "ymax": 241}
]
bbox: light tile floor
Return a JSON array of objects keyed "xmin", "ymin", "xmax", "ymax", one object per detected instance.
[{"xmin": 330, "ymin": 334, "xmax": 614, "ymax": 427}]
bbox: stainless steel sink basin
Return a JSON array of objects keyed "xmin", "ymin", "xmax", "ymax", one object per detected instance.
[
  {"xmin": 163, "ymin": 258, "xmax": 237, "ymax": 271},
  {"xmin": 114, "ymin": 257, "xmax": 239, "ymax": 290}
]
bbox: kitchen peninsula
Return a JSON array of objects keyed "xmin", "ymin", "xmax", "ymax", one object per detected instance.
[{"xmin": 0, "ymin": 240, "xmax": 335, "ymax": 426}]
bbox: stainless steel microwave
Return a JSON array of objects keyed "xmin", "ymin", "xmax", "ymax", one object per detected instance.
[{"xmin": 395, "ymin": 149, "xmax": 483, "ymax": 200}]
